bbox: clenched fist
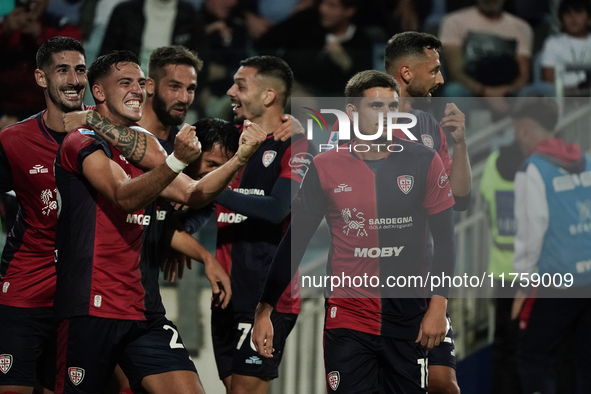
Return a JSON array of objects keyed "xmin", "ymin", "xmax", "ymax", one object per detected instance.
[
  {"xmin": 237, "ymin": 120, "xmax": 267, "ymax": 163},
  {"xmin": 172, "ymin": 123, "xmax": 201, "ymax": 164}
]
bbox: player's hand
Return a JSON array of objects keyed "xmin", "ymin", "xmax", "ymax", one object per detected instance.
[
  {"xmin": 171, "ymin": 202, "xmax": 190, "ymax": 211},
  {"xmin": 63, "ymin": 110, "xmax": 91, "ymax": 132},
  {"xmin": 172, "ymin": 123, "xmax": 201, "ymax": 164},
  {"xmin": 161, "ymin": 250, "xmax": 192, "ymax": 283},
  {"xmin": 252, "ymin": 302, "xmax": 275, "ymax": 358},
  {"xmin": 204, "ymin": 256, "xmax": 232, "ymax": 309},
  {"xmin": 416, "ymin": 296, "xmax": 447, "ymax": 349},
  {"xmin": 511, "ymin": 289, "xmax": 529, "ymax": 320},
  {"xmin": 237, "ymin": 120, "xmax": 266, "ymax": 163},
  {"xmin": 273, "ymin": 114, "xmax": 303, "ymax": 141},
  {"xmin": 440, "ymin": 103, "xmax": 466, "ymax": 144}
]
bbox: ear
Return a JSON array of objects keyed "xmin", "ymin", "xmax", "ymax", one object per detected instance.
[
  {"xmin": 92, "ymin": 83, "xmax": 105, "ymax": 103},
  {"xmin": 262, "ymin": 88, "xmax": 277, "ymax": 106},
  {"xmin": 146, "ymin": 78, "xmax": 156, "ymax": 96},
  {"xmin": 346, "ymin": 103, "xmax": 356, "ymax": 123},
  {"xmin": 400, "ymin": 64, "xmax": 413, "ymax": 85},
  {"xmin": 35, "ymin": 69, "xmax": 47, "ymax": 88}
]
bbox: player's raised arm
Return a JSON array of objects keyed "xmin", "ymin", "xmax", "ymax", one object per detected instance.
[
  {"xmin": 76, "ymin": 123, "xmax": 200, "ymax": 213},
  {"xmin": 439, "ymin": 103, "xmax": 472, "ymax": 203},
  {"xmin": 161, "ymin": 120, "xmax": 266, "ymax": 208},
  {"xmin": 64, "ymin": 109, "xmax": 168, "ymax": 169}
]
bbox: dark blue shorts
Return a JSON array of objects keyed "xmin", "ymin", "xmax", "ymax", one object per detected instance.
[
  {"xmin": 211, "ymin": 304, "xmax": 297, "ymax": 380},
  {"xmin": 54, "ymin": 314, "xmax": 196, "ymax": 394},
  {"xmin": 0, "ymin": 304, "xmax": 55, "ymax": 389},
  {"xmin": 324, "ymin": 328, "xmax": 428, "ymax": 393},
  {"xmin": 427, "ymin": 316, "xmax": 456, "ymax": 369}
]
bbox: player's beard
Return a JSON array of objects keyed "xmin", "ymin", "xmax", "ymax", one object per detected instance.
[
  {"xmin": 48, "ymin": 83, "xmax": 85, "ymax": 113},
  {"xmin": 407, "ymin": 80, "xmax": 434, "ymax": 99},
  {"xmin": 152, "ymin": 88, "xmax": 187, "ymax": 126}
]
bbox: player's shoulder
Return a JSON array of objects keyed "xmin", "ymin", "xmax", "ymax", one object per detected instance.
[
  {"xmin": 0, "ymin": 112, "xmax": 42, "ymax": 139},
  {"xmin": 397, "ymin": 138, "xmax": 437, "ymax": 159},
  {"xmin": 61, "ymin": 127, "xmax": 107, "ymax": 153},
  {"xmin": 313, "ymin": 143, "xmax": 349, "ymax": 165}
]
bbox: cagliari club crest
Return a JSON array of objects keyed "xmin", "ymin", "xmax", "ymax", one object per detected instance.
[
  {"xmin": 0, "ymin": 354, "xmax": 12, "ymax": 374},
  {"xmin": 397, "ymin": 175, "xmax": 414, "ymax": 194},
  {"xmin": 262, "ymin": 150, "xmax": 277, "ymax": 167},
  {"xmin": 69, "ymin": 367, "xmax": 85, "ymax": 386},
  {"xmin": 327, "ymin": 371, "xmax": 340, "ymax": 391},
  {"xmin": 421, "ymin": 134, "xmax": 434, "ymax": 148}
]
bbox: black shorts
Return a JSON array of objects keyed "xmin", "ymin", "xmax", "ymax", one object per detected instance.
[
  {"xmin": 211, "ymin": 304, "xmax": 297, "ymax": 380},
  {"xmin": 54, "ymin": 315, "xmax": 196, "ymax": 394},
  {"xmin": 324, "ymin": 328, "xmax": 428, "ymax": 393},
  {"xmin": 427, "ymin": 316, "xmax": 456, "ymax": 369},
  {"xmin": 0, "ymin": 304, "xmax": 56, "ymax": 389}
]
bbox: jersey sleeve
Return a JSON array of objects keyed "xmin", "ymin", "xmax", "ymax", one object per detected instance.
[
  {"xmin": 424, "ymin": 152, "xmax": 455, "ymax": 214},
  {"xmin": 0, "ymin": 140, "xmax": 13, "ymax": 192},
  {"xmin": 279, "ymin": 135, "xmax": 314, "ymax": 184},
  {"xmin": 292, "ymin": 160, "xmax": 329, "ymax": 222},
  {"xmin": 59, "ymin": 128, "xmax": 111, "ymax": 175}
]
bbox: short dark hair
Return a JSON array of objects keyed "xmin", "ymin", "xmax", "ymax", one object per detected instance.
[
  {"xmin": 194, "ymin": 117, "xmax": 239, "ymax": 155},
  {"xmin": 88, "ymin": 50, "xmax": 141, "ymax": 89},
  {"xmin": 559, "ymin": 0, "xmax": 591, "ymax": 18},
  {"xmin": 511, "ymin": 97, "xmax": 559, "ymax": 131},
  {"xmin": 36, "ymin": 36, "xmax": 86, "ymax": 70},
  {"xmin": 345, "ymin": 70, "xmax": 400, "ymax": 105},
  {"xmin": 148, "ymin": 46, "xmax": 203, "ymax": 81},
  {"xmin": 240, "ymin": 56, "xmax": 294, "ymax": 107},
  {"xmin": 384, "ymin": 32, "xmax": 442, "ymax": 73}
]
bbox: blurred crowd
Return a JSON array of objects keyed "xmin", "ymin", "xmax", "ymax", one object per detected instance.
[{"xmin": 1, "ymin": 0, "xmax": 591, "ymax": 130}]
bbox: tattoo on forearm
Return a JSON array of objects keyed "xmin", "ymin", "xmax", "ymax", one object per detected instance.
[{"xmin": 86, "ymin": 111, "xmax": 147, "ymax": 165}]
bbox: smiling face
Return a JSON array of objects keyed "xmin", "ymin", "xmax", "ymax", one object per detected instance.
[
  {"xmin": 227, "ymin": 66, "xmax": 265, "ymax": 124},
  {"xmin": 348, "ymin": 87, "xmax": 399, "ymax": 142},
  {"xmin": 152, "ymin": 64, "xmax": 197, "ymax": 126},
  {"xmin": 407, "ymin": 48, "xmax": 444, "ymax": 98},
  {"xmin": 41, "ymin": 51, "xmax": 87, "ymax": 113},
  {"xmin": 95, "ymin": 62, "xmax": 146, "ymax": 125}
]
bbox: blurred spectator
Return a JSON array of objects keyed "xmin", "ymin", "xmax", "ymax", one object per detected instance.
[
  {"xmin": 541, "ymin": 0, "xmax": 591, "ymax": 92},
  {"xmin": 99, "ymin": 0, "xmax": 209, "ymax": 78},
  {"xmin": 99, "ymin": 0, "xmax": 210, "ymax": 116},
  {"xmin": 200, "ymin": 0, "xmax": 248, "ymax": 117},
  {"xmin": 0, "ymin": 0, "xmax": 82, "ymax": 129},
  {"xmin": 240, "ymin": 0, "xmax": 314, "ymax": 39},
  {"xmin": 256, "ymin": 0, "xmax": 373, "ymax": 97},
  {"xmin": 511, "ymin": 97, "xmax": 591, "ymax": 394},
  {"xmin": 480, "ymin": 141, "xmax": 523, "ymax": 394},
  {"xmin": 439, "ymin": 0, "xmax": 533, "ymax": 101}
]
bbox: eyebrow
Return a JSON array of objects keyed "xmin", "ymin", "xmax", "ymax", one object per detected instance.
[
  {"xmin": 169, "ymin": 79, "xmax": 196, "ymax": 87},
  {"xmin": 118, "ymin": 77, "xmax": 147, "ymax": 83}
]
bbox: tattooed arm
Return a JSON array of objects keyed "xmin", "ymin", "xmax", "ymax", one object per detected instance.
[{"xmin": 63, "ymin": 110, "xmax": 167, "ymax": 170}]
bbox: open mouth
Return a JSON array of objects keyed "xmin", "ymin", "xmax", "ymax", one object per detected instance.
[
  {"xmin": 62, "ymin": 88, "xmax": 82, "ymax": 100},
  {"xmin": 231, "ymin": 102, "xmax": 242, "ymax": 112},
  {"xmin": 125, "ymin": 100, "xmax": 141, "ymax": 108},
  {"xmin": 172, "ymin": 106, "xmax": 187, "ymax": 115}
]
